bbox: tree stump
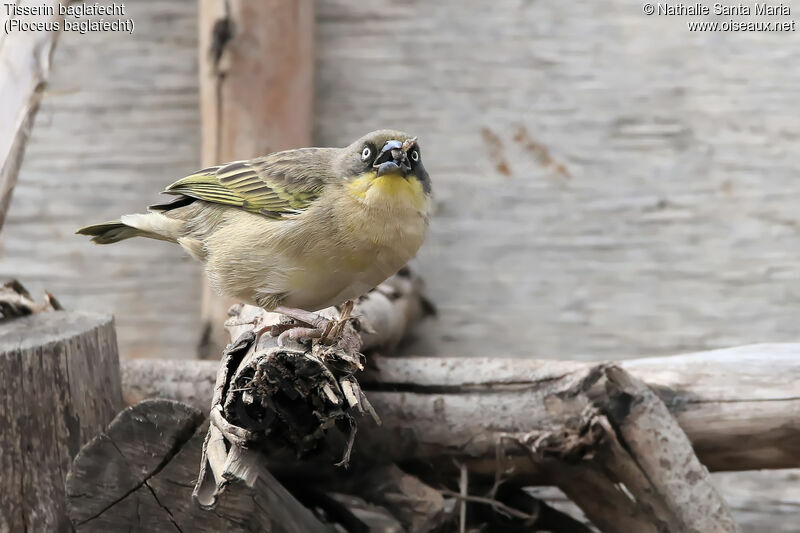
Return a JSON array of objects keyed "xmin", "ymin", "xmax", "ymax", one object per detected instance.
[{"xmin": 0, "ymin": 311, "xmax": 122, "ymax": 532}]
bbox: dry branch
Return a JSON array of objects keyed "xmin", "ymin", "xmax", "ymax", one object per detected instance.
[
  {"xmin": 68, "ymin": 397, "xmax": 582, "ymax": 532},
  {"xmin": 0, "ymin": 1, "xmax": 65, "ymax": 232},
  {"xmin": 112, "ymin": 269, "xmax": 589, "ymax": 531},
  {"xmin": 550, "ymin": 367, "xmax": 739, "ymax": 532},
  {"xmin": 122, "ymin": 270, "xmax": 429, "ymax": 416},
  {"xmin": 598, "ymin": 367, "xmax": 737, "ymax": 531}
]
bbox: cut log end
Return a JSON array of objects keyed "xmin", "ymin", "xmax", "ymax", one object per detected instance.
[{"xmin": 194, "ymin": 303, "xmax": 373, "ymax": 509}]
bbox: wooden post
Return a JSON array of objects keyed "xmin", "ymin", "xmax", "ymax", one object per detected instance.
[
  {"xmin": 0, "ymin": 311, "xmax": 122, "ymax": 532},
  {"xmin": 197, "ymin": 0, "xmax": 314, "ymax": 358},
  {"xmin": 0, "ymin": 1, "xmax": 65, "ymax": 232}
]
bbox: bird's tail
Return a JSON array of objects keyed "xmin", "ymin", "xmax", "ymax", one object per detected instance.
[
  {"xmin": 76, "ymin": 213, "xmax": 183, "ymax": 245},
  {"xmin": 76, "ymin": 220, "xmax": 145, "ymax": 244}
]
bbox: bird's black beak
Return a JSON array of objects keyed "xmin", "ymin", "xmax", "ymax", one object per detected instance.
[{"xmin": 374, "ymin": 139, "xmax": 411, "ymax": 177}]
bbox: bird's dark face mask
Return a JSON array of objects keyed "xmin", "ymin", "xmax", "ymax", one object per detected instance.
[{"xmin": 343, "ymin": 133, "xmax": 431, "ymax": 203}]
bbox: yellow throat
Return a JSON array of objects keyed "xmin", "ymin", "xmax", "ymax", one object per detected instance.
[{"xmin": 346, "ymin": 171, "xmax": 427, "ymax": 211}]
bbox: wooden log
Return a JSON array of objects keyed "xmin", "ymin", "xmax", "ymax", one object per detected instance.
[
  {"xmin": 0, "ymin": 311, "xmax": 122, "ymax": 532},
  {"xmin": 600, "ymin": 367, "xmax": 737, "ymax": 531},
  {"xmin": 197, "ymin": 0, "xmax": 314, "ymax": 358},
  {"xmin": 193, "ymin": 298, "xmax": 375, "ymax": 507},
  {"xmin": 555, "ymin": 367, "xmax": 738, "ymax": 532},
  {"xmin": 120, "ymin": 343, "xmax": 800, "ymax": 476},
  {"xmin": 128, "ymin": 271, "xmax": 428, "ymax": 510},
  {"xmin": 66, "ymin": 399, "xmax": 333, "ymax": 532}
]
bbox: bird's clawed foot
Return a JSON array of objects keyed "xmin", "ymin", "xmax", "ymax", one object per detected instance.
[{"xmin": 254, "ymin": 300, "xmax": 355, "ymax": 347}]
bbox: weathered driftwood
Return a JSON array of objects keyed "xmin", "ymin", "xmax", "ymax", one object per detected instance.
[
  {"xmin": 193, "ymin": 298, "xmax": 381, "ymax": 509},
  {"xmin": 558, "ymin": 367, "xmax": 738, "ymax": 532},
  {"xmin": 197, "ymin": 0, "xmax": 315, "ymax": 357},
  {"xmin": 114, "ymin": 266, "xmax": 782, "ymax": 531},
  {"xmin": 0, "ymin": 311, "xmax": 121, "ymax": 532},
  {"xmin": 122, "ymin": 301, "xmax": 782, "ymax": 530},
  {"xmin": 359, "ymin": 363, "xmax": 739, "ymax": 531},
  {"xmin": 131, "ymin": 364, "xmax": 743, "ymax": 532},
  {"xmin": 66, "ymin": 399, "xmax": 332, "ymax": 533},
  {"xmin": 119, "ymin": 270, "xmax": 416, "ymax": 511},
  {"xmin": 115, "ymin": 270, "xmax": 589, "ymax": 531},
  {"xmin": 122, "ymin": 343, "xmax": 800, "ymax": 477},
  {"xmin": 69, "ymin": 397, "xmax": 584, "ymax": 532},
  {"xmin": 188, "ymin": 271, "xmax": 430, "ymax": 510},
  {"xmin": 0, "ymin": 0, "xmax": 65, "ymax": 232}
]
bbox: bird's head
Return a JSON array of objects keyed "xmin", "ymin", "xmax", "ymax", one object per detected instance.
[{"xmin": 337, "ymin": 130, "xmax": 431, "ymax": 210}]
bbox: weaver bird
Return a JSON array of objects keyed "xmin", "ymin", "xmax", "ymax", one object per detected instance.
[{"xmin": 77, "ymin": 130, "xmax": 431, "ymax": 342}]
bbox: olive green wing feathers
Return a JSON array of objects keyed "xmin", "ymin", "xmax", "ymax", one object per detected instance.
[{"xmin": 153, "ymin": 148, "xmax": 333, "ymax": 219}]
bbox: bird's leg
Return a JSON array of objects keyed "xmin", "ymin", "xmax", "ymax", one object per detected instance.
[
  {"xmin": 252, "ymin": 301, "xmax": 355, "ymax": 346},
  {"xmin": 277, "ymin": 325, "xmax": 326, "ymax": 345},
  {"xmin": 274, "ymin": 306, "xmax": 332, "ymax": 329},
  {"xmin": 251, "ymin": 307, "xmax": 326, "ymax": 346},
  {"xmin": 274, "ymin": 307, "xmax": 331, "ymax": 346}
]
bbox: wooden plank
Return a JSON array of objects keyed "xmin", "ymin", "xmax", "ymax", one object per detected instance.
[
  {"xmin": 0, "ymin": 0, "xmax": 203, "ymax": 360},
  {"xmin": 0, "ymin": 311, "xmax": 122, "ymax": 532},
  {"xmin": 197, "ymin": 0, "xmax": 314, "ymax": 357},
  {"xmin": 0, "ymin": 0, "xmax": 64, "ymax": 231}
]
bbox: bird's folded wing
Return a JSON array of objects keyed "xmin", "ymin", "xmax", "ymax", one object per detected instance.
[{"xmin": 157, "ymin": 153, "xmax": 328, "ymax": 219}]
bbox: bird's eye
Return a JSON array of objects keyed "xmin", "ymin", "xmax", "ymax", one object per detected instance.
[
  {"xmin": 410, "ymin": 150, "xmax": 420, "ymax": 162},
  {"xmin": 361, "ymin": 146, "xmax": 372, "ymax": 161}
]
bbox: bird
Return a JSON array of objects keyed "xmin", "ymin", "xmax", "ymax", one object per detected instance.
[{"xmin": 77, "ymin": 130, "xmax": 431, "ymax": 343}]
